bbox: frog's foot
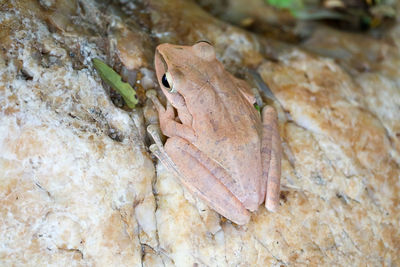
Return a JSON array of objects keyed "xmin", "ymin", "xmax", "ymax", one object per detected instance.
[
  {"xmin": 146, "ymin": 90, "xmax": 196, "ymax": 143},
  {"xmin": 261, "ymin": 106, "xmax": 282, "ymax": 212}
]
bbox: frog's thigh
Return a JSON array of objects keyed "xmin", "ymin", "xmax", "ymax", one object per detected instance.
[
  {"xmin": 261, "ymin": 106, "xmax": 281, "ymax": 212},
  {"xmin": 165, "ymin": 136, "xmax": 250, "ymax": 225}
]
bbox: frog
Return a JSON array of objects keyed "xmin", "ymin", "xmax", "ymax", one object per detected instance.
[{"xmin": 146, "ymin": 41, "xmax": 281, "ymax": 225}]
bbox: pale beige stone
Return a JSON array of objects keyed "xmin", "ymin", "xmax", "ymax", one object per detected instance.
[{"xmin": 1, "ymin": 0, "xmax": 399, "ymax": 266}]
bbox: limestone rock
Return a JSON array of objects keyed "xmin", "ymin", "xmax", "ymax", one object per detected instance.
[{"xmin": 1, "ymin": 0, "xmax": 399, "ymax": 266}]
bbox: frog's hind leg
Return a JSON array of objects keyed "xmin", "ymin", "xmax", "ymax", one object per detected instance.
[
  {"xmin": 165, "ymin": 136, "xmax": 250, "ymax": 225},
  {"xmin": 148, "ymin": 125, "xmax": 250, "ymax": 225},
  {"xmin": 261, "ymin": 106, "xmax": 282, "ymax": 212}
]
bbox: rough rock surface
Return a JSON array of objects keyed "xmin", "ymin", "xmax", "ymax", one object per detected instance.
[{"xmin": 1, "ymin": 0, "xmax": 399, "ymax": 266}]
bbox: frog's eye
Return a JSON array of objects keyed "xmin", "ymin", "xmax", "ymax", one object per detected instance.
[
  {"xmin": 161, "ymin": 72, "xmax": 176, "ymax": 93},
  {"xmin": 161, "ymin": 74, "xmax": 170, "ymax": 88}
]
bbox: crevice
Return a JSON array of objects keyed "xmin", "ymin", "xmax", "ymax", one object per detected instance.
[
  {"xmin": 158, "ymin": 247, "xmax": 175, "ymax": 266},
  {"xmin": 19, "ymin": 68, "xmax": 33, "ymax": 81},
  {"xmin": 151, "ymin": 163, "xmax": 161, "ymax": 248},
  {"xmin": 34, "ymin": 181, "xmax": 52, "ymax": 199},
  {"xmin": 342, "ymin": 230, "xmax": 362, "ymax": 254},
  {"xmin": 254, "ymin": 237, "xmax": 287, "ymax": 266},
  {"xmin": 116, "ymin": 205, "xmax": 146, "ymax": 266},
  {"xmin": 134, "ymin": 161, "xmax": 163, "ymax": 266},
  {"xmin": 140, "ymin": 243, "xmax": 145, "ymax": 267}
]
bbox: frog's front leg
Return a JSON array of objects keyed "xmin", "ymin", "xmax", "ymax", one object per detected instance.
[
  {"xmin": 147, "ymin": 90, "xmax": 196, "ymax": 143},
  {"xmin": 261, "ymin": 106, "xmax": 282, "ymax": 212}
]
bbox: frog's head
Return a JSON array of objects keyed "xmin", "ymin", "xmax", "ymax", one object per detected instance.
[{"xmin": 154, "ymin": 42, "xmax": 218, "ymax": 97}]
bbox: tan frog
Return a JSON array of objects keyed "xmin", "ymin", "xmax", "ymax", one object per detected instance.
[{"xmin": 147, "ymin": 42, "xmax": 281, "ymax": 225}]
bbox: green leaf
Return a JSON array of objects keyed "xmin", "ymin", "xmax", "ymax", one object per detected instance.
[
  {"xmin": 92, "ymin": 58, "xmax": 138, "ymax": 108},
  {"xmin": 267, "ymin": 0, "xmax": 303, "ymax": 10},
  {"xmin": 254, "ymin": 103, "xmax": 261, "ymax": 113}
]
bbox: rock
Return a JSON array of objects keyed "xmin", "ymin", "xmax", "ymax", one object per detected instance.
[{"xmin": 1, "ymin": 0, "xmax": 399, "ymax": 266}]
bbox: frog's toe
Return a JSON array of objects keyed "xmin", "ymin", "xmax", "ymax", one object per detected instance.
[{"xmin": 146, "ymin": 89, "xmax": 157, "ymax": 98}]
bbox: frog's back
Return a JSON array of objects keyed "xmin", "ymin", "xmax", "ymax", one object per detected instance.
[{"xmin": 187, "ymin": 71, "xmax": 263, "ymax": 210}]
